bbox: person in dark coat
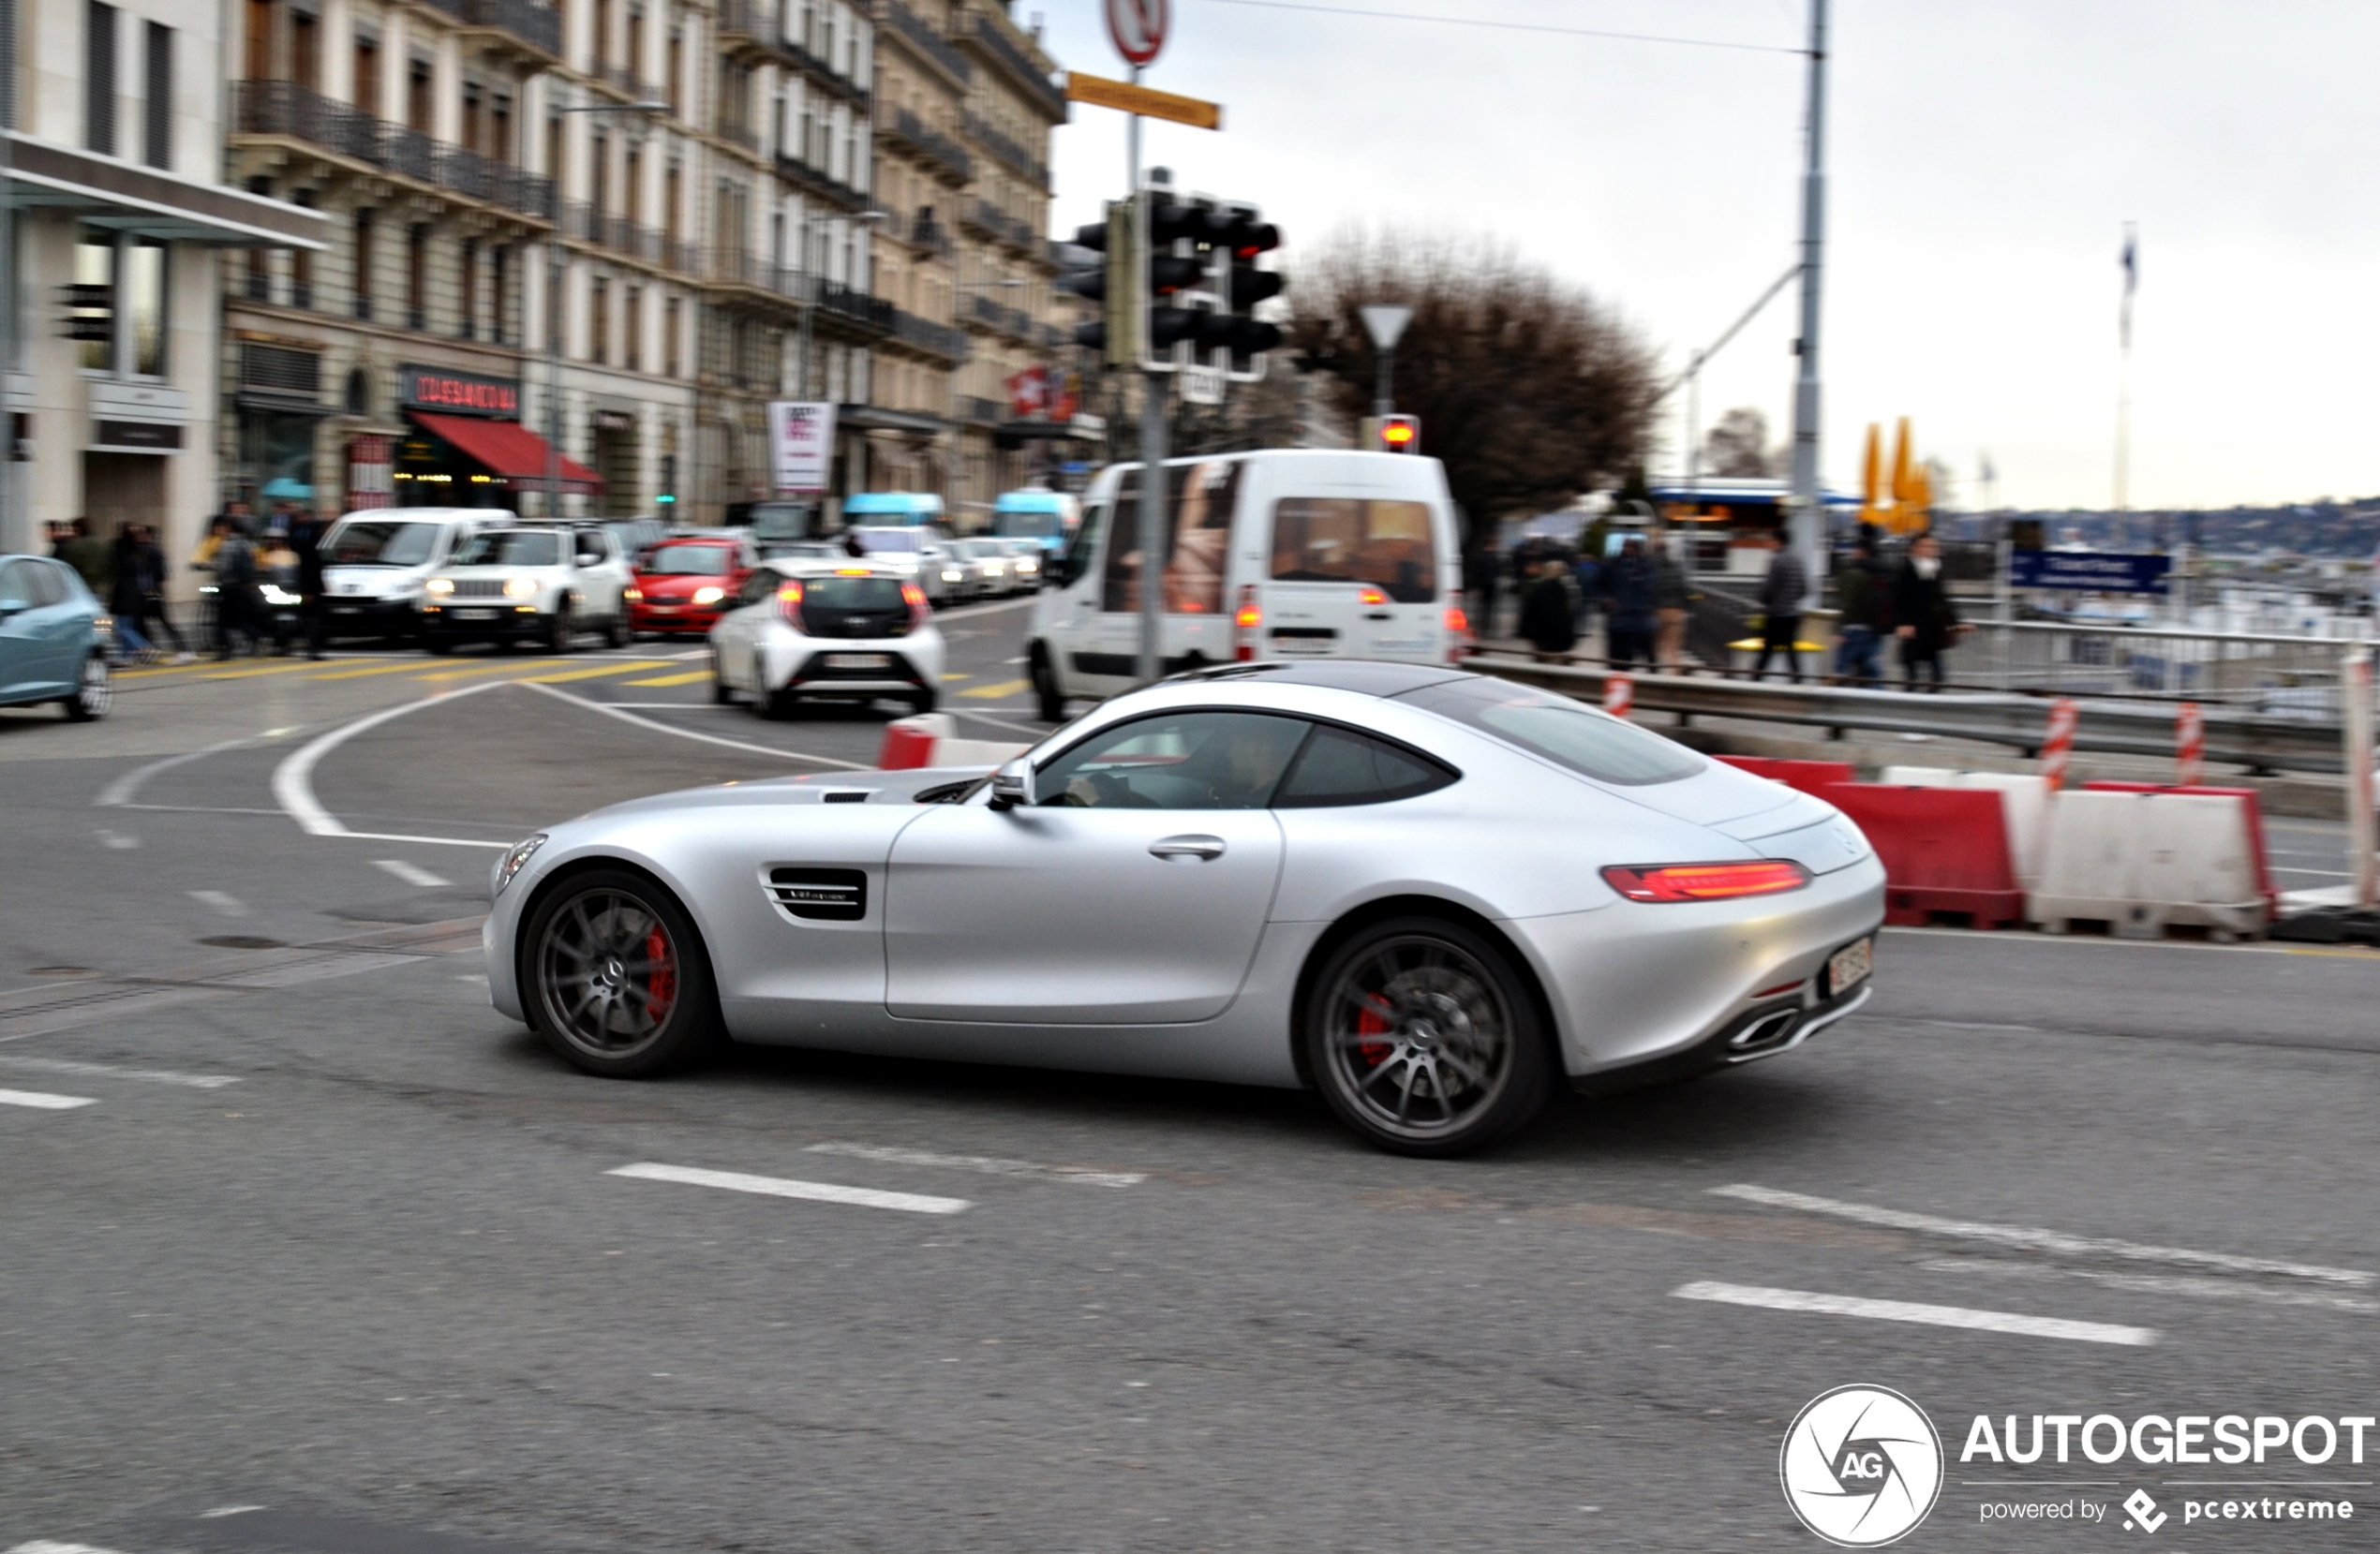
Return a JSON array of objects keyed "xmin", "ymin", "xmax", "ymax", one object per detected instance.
[
  {"xmin": 1518, "ymin": 558, "xmax": 1579, "ymax": 660},
  {"xmin": 1599, "ymin": 538, "xmax": 1659, "ymax": 670},
  {"xmin": 1893, "ymin": 532, "xmax": 1966, "ymax": 691},
  {"xmin": 1832, "ymin": 527, "xmax": 1889, "ymax": 687},
  {"xmin": 131, "ymin": 525, "xmax": 189, "ymax": 659},
  {"xmin": 210, "ymin": 517, "xmax": 260, "ymax": 659},
  {"xmin": 107, "ymin": 524, "xmax": 155, "ymax": 662},
  {"xmin": 287, "ymin": 508, "xmax": 331, "ymax": 659},
  {"xmin": 1751, "ymin": 532, "xmax": 1809, "ymax": 683}
]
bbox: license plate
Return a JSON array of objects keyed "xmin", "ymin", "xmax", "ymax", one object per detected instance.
[
  {"xmin": 332, "ymin": 605, "xmax": 361, "ymax": 615},
  {"xmin": 1827, "ymin": 937, "xmax": 1873, "ymax": 997},
  {"xmin": 825, "ymin": 653, "xmax": 891, "ymax": 669},
  {"xmin": 455, "ymin": 608, "xmax": 498, "ymax": 622}
]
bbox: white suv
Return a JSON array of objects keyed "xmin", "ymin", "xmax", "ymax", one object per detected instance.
[{"xmin": 419, "ymin": 525, "xmax": 633, "ymax": 653}]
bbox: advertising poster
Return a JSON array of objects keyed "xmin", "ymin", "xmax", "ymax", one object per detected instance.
[{"xmin": 768, "ymin": 401, "xmax": 836, "ymax": 493}]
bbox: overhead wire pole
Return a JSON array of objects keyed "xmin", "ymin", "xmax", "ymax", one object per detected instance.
[
  {"xmin": 1786, "ymin": 0, "xmax": 1828, "ymax": 604},
  {"xmin": 1132, "ymin": 67, "xmax": 1168, "ymax": 687}
]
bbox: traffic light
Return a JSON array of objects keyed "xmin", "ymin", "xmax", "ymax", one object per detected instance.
[
  {"xmin": 1061, "ymin": 202, "xmax": 1143, "ymax": 367},
  {"xmin": 1196, "ymin": 204, "xmax": 1284, "ymax": 376},
  {"xmin": 1360, "ymin": 414, "xmax": 1421, "ymax": 453},
  {"xmin": 62, "ymin": 283, "xmax": 112, "ymax": 343}
]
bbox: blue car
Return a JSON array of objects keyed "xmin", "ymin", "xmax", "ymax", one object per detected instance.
[{"xmin": 0, "ymin": 555, "xmax": 112, "ymax": 721}]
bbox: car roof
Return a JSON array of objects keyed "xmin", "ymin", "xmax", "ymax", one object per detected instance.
[
  {"xmin": 768, "ymin": 559, "xmax": 908, "ymax": 578},
  {"xmin": 1170, "ymin": 660, "xmax": 1477, "ymax": 698}
]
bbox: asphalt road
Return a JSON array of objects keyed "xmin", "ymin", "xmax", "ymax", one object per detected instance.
[{"xmin": 5, "ymin": 600, "xmax": 2379, "ymax": 1554}]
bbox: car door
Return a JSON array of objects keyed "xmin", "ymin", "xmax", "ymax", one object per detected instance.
[
  {"xmin": 0, "ymin": 560, "xmax": 62, "ymax": 702},
  {"xmin": 711, "ymin": 570, "xmax": 777, "ymax": 688},
  {"xmin": 884, "ymin": 709, "xmax": 1311, "ymax": 1025}
]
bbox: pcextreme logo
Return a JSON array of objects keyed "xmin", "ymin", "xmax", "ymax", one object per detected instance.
[{"xmin": 1780, "ymin": 1385, "xmax": 1946, "ymax": 1547}]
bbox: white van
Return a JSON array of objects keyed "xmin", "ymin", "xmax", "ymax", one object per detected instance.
[
  {"xmin": 1025, "ymin": 451, "xmax": 1466, "ymax": 720},
  {"xmin": 320, "ymin": 508, "xmax": 513, "ymax": 641}
]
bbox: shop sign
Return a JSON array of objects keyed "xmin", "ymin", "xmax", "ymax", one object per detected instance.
[
  {"xmin": 768, "ymin": 401, "xmax": 837, "ymax": 494},
  {"xmin": 399, "ymin": 365, "xmax": 520, "ymax": 418}
]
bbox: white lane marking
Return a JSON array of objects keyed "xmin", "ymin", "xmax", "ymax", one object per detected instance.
[
  {"xmin": 953, "ymin": 708, "xmax": 1049, "ymax": 737},
  {"xmin": 1920, "ymin": 1256, "xmax": 2380, "ymax": 1315},
  {"xmin": 273, "ymin": 680, "xmax": 516, "ymax": 838},
  {"xmin": 198, "ymin": 1505, "xmax": 267, "ymax": 1518},
  {"xmin": 1003, "ymin": 655, "xmax": 1027, "ymax": 665},
  {"xmin": 607, "ymin": 1162, "xmax": 970, "ymax": 1215},
  {"xmin": 187, "ymin": 890, "xmax": 248, "ymax": 917},
  {"xmin": 670, "ymin": 647, "xmax": 710, "ymax": 659},
  {"xmin": 96, "ymin": 728, "xmax": 294, "ymax": 807},
  {"xmin": 0, "ymin": 1088, "xmax": 99, "ymax": 1110},
  {"xmin": 375, "ymin": 859, "xmax": 453, "ymax": 889},
  {"xmin": 11, "ymin": 1542, "xmax": 138, "ymax": 1553},
  {"xmin": 805, "ymin": 1141, "xmax": 1145, "ymax": 1187},
  {"xmin": 596, "ymin": 702, "xmax": 744, "ymax": 710},
  {"xmin": 93, "ymin": 828, "xmax": 141, "ymax": 850},
  {"xmin": 1672, "ymin": 1280, "xmax": 2158, "ymax": 1346},
  {"xmin": 1713, "ymin": 1183, "xmax": 2373, "ymax": 1288},
  {"xmin": 0, "ymin": 1056, "xmax": 238, "ymax": 1089},
  {"xmin": 523, "ymin": 682, "xmax": 867, "ymax": 767}
]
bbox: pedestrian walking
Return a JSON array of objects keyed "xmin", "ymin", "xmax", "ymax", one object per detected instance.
[
  {"xmin": 1893, "ymin": 532, "xmax": 1967, "ymax": 692},
  {"xmin": 287, "ymin": 508, "xmax": 330, "ymax": 659},
  {"xmin": 1600, "ymin": 538, "xmax": 1659, "ymax": 671},
  {"xmin": 131, "ymin": 524, "xmax": 191, "ymax": 660},
  {"xmin": 1519, "ymin": 558, "xmax": 1579, "ymax": 661},
  {"xmin": 107, "ymin": 524, "xmax": 154, "ymax": 662},
  {"xmin": 210, "ymin": 517, "xmax": 261, "ymax": 659},
  {"xmin": 1750, "ymin": 531, "xmax": 1808, "ymax": 683},
  {"xmin": 1652, "ymin": 535, "xmax": 1696, "ymax": 672},
  {"xmin": 1832, "ymin": 527, "xmax": 1889, "ymax": 688},
  {"xmin": 55, "ymin": 518, "xmax": 113, "ymax": 599}
]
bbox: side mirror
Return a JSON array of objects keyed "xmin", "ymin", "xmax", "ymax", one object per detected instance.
[{"xmin": 988, "ymin": 758, "xmax": 1036, "ymax": 810}]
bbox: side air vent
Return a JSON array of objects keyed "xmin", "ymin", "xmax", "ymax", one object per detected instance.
[{"xmin": 766, "ymin": 866, "xmax": 866, "ymax": 922}]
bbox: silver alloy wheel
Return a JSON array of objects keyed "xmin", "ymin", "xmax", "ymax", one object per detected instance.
[
  {"xmin": 534, "ymin": 886, "xmax": 682, "ymax": 1060},
  {"xmin": 1320, "ymin": 933, "xmax": 1517, "ymax": 1144},
  {"xmin": 70, "ymin": 655, "xmax": 112, "ymax": 720}
]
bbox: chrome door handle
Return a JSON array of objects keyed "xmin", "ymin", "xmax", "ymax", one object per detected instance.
[{"xmin": 1149, "ymin": 835, "xmax": 1226, "ymax": 861}]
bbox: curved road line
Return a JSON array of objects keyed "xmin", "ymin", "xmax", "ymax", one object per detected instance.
[
  {"xmin": 96, "ymin": 726, "xmax": 305, "ymax": 808},
  {"xmin": 519, "ymin": 681, "xmax": 867, "ymax": 767}
]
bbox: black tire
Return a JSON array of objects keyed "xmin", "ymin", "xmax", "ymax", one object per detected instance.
[
  {"xmin": 63, "ymin": 654, "xmax": 112, "ymax": 721},
  {"xmin": 1031, "ymin": 643, "xmax": 1065, "ymax": 722},
  {"xmin": 710, "ymin": 659, "xmax": 735, "ymax": 705},
  {"xmin": 762, "ymin": 685, "xmax": 800, "ymax": 720},
  {"xmin": 424, "ymin": 634, "xmax": 454, "ymax": 656},
  {"xmin": 908, "ymin": 687, "xmax": 939, "ymax": 716},
  {"xmin": 546, "ymin": 603, "xmax": 573, "ymax": 656},
  {"xmin": 519, "ymin": 867, "xmax": 720, "ymax": 1077},
  {"xmin": 603, "ymin": 614, "xmax": 629, "ymax": 648},
  {"xmin": 1300, "ymin": 915, "xmax": 1554, "ymax": 1157}
]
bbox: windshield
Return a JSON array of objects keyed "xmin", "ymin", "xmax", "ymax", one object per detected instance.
[
  {"xmin": 1398, "ymin": 677, "xmax": 1704, "ymax": 786},
  {"xmin": 324, "ymin": 521, "xmax": 439, "ymax": 567},
  {"xmin": 801, "ymin": 575, "xmax": 907, "ymax": 611},
  {"xmin": 452, "ymin": 531, "xmax": 561, "ymax": 568},
  {"xmin": 855, "ymin": 529, "xmax": 921, "ymax": 554},
  {"xmin": 993, "ymin": 509, "xmax": 1060, "ymax": 537},
  {"xmin": 647, "ymin": 544, "xmax": 735, "ymax": 575},
  {"xmin": 748, "ymin": 504, "xmax": 812, "ymax": 541},
  {"xmin": 1270, "ymin": 497, "xmax": 1438, "ymax": 603}
]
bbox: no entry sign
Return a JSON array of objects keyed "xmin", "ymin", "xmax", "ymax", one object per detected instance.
[{"xmin": 1106, "ymin": 0, "xmax": 1168, "ymax": 67}]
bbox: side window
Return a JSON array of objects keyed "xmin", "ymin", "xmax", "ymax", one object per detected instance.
[
  {"xmin": 1270, "ymin": 498, "xmax": 1437, "ymax": 603},
  {"xmin": 1064, "ymin": 498, "xmax": 1105, "ymax": 586},
  {"xmin": 1036, "ymin": 710, "xmax": 1311, "ymax": 810},
  {"xmin": 575, "ymin": 533, "xmax": 605, "ymax": 566},
  {"xmin": 0, "ymin": 561, "xmax": 37, "ymax": 606},
  {"xmin": 1098, "ymin": 460, "xmax": 1241, "ymax": 614},
  {"xmin": 1273, "ymin": 724, "xmax": 1458, "ymax": 808},
  {"xmin": 736, "ymin": 569, "xmax": 781, "ymax": 607},
  {"xmin": 22, "ymin": 562, "xmax": 69, "ymax": 607}
]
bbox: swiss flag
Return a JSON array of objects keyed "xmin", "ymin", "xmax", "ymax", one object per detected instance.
[{"xmin": 1005, "ymin": 364, "xmax": 1049, "ymax": 419}]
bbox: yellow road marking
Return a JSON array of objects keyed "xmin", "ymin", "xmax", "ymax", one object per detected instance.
[
  {"xmin": 305, "ymin": 659, "xmax": 459, "ymax": 682},
  {"xmin": 940, "ymin": 672, "xmax": 973, "ymax": 683},
  {"xmin": 959, "ymin": 678, "xmax": 1029, "ymax": 699},
  {"xmin": 519, "ymin": 660, "xmax": 674, "ymax": 685},
  {"xmin": 184, "ymin": 659, "xmax": 358, "ymax": 683},
  {"xmin": 412, "ymin": 659, "xmax": 554, "ymax": 683},
  {"xmin": 622, "ymin": 669, "xmax": 713, "ymax": 687}
]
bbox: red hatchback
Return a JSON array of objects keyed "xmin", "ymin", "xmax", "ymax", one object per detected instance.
[{"xmin": 626, "ymin": 534, "xmax": 757, "ymax": 637}]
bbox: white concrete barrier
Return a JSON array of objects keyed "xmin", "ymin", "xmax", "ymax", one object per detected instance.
[
  {"xmin": 2030, "ymin": 790, "xmax": 2269, "ymax": 940},
  {"xmin": 879, "ymin": 712, "xmax": 1031, "ymax": 771}
]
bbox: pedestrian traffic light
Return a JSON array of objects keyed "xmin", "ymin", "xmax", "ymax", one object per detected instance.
[{"xmin": 1361, "ymin": 414, "xmax": 1420, "ymax": 452}]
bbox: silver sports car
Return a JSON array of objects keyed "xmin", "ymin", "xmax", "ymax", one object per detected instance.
[{"xmin": 483, "ymin": 661, "xmax": 1884, "ymax": 1155}]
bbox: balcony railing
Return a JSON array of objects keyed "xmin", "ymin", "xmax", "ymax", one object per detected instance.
[
  {"xmin": 819, "ymin": 281, "xmax": 895, "ymax": 335},
  {"xmin": 888, "ymin": 307, "xmax": 968, "ymax": 363},
  {"xmin": 421, "ymin": 0, "xmax": 562, "ymax": 56},
  {"xmin": 719, "ymin": 121, "xmax": 762, "ymax": 156},
  {"xmin": 973, "ymin": 199, "xmax": 1036, "ymax": 253},
  {"xmin": 962, "ymin": 13, "xmax": 1066, "ymax": 119},
  {"xmin": 716, "ymin": 0, "xmax": 869, "ymax": 103},
  {"xmin": 772, "ymin": 152, "xmax": 870, "ymax": 213},
  {"xmin": 701, "ymin": 247, "xmax": 806, "ymax": 303},
  {"xmin": 961, "ymin": 112, "xmax": 1048, "ymax": 190},
  {"xmin": 232, "ymin": 81, "xmax": 555, "ymax": 220},
  {"xmin": 959, "ymin": 394, "xmax": 1004, "ymax": 427},
  {"xmin": 885, "ymin": 1, "xmax": 973, "ymax": 85},
  {"xmin": 883, "ymin": 107, "xmax": 974, "ymax": 185},
  {"xmin": 596, "ymin": 65, "xmax": 661, "ymax": 102},
  {"xmin": 561, "ymin": 202, "xmax": 696, "ymax": 272},
  {"xmin": 964, "ymin": 290, "xmax": 1036, "ymax": 343}
]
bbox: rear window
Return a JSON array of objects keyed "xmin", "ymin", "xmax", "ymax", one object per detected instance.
[
  {"xmin": 1271, "ymin": 498, "xmax": 1437, "ymax": 603},
  {"xmin": 453, "ymin": 531, "xmax": 559, "ymax": 567},
  {"xmin": 855, "ymin": 529, "xmax": 921, "ymax": 554},
  {"xmin": 647, "ymin": 544, "xmax": 735, "ymax": 575},
  {"xmin": 802, "ymin": 575, "xmax": 906, "ymax": 611},
  {"xmin": 324, "ymin": 520, "xmax": 438, "ymax": 567},
  {"xmin": 1398, "ymin": 677, "xmax": 1703, "ymax": 786},
  {"xmin": 993, "ymin": 509, "xmax": 1060, "ymax": 537}
]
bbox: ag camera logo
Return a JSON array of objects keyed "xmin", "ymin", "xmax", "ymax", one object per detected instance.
[{"xmin": 1781, "ymin": 1385, "xmax": 1945, "ymax": 1547}]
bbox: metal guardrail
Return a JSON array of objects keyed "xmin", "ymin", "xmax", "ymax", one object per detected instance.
[{"xmin": 1465, "ymin": 653, "xmax": 2353, "ymax": 775}]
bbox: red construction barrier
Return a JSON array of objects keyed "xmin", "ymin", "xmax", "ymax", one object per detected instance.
[
  {"xmin": 1817, "ymin": 782, "xmax": 2027, "ymax": 930},
  {"xmin": 1718, "ymin": 756, "xmax": 1859, "ymax": 796},
  {"xmin": 878, "ymin": 718, "xmax": 943, "ymax": 770},
  {"xmin": 2080, "ymin": 782, "xmax": 2279, "ymax": 913}
]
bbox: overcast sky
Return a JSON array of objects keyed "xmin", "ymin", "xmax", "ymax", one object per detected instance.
[{"xmin": 1032, "ymin": 0, "xmax": 2380, "ymax": 512}]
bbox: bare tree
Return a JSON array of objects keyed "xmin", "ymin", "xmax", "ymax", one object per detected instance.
[
  {"xmin": 1288, "ymin": 227, "xmax": 1660, "ymax": 548},
  {"xmin": 1703, "ymin": 407, "xmax": 1777, "ymax": 479}
]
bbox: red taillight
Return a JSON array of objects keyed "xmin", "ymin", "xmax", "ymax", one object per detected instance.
[
  {"xmin": 1444, "ymin": 604, "xmax": 1473, "ymax": 661},
  {"xmin": 1444, "ymin": 605, "xmax": 1468, "ymax": 634},
  {"xmin": 1600, "ymin": 861, "xmax": 1812, "ymax": 903},
  {"xmin": 775, "ymin": 578, "xmax": 803, "ymax": 623},
  {"xmin": 1357, "ymin": 585, "xmax": 1388, "ymax": 606},
  {"xmin": 902, "ymin": 581, "xmax": 929, "ymax": 630},
  {"xmin": 1233, "ymin": 584, "xmax": 1261, "ymax": 662}
]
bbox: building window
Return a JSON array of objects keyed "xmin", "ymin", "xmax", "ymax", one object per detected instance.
[
  {"xmin": 663, "ymin": 162, "xmax": 680, "ymax": 242},
  {"xmin": 290, "ymin": 189, "xmax": 315, "ymax": 307},
  {"xmin": 85, "ymin": 0, "xmax": 116, "ymax": 155},
  {"xmin": 625, "ymin": 285, "xmax": 642, "ymax": 373},
  {"xmin": 142, "ymin": 21, "xmax": 171, "ymax": 168},
  {"xmin": 1, "ymin": 0, "xmax": 19, "ymax": 129},
  {"xmin": 290, "ymin": 6, "xmax": 317, "ymax": 90},
  {"xmin": 73, "ymin": 228, "xmax": 115, "ymax": 371},
  {"xmin": 665, "ymin": 29, "xmax": 682, "ymax": 115},
  {"xmin": 406, "ymin": 223, "xmax": 426, "ymax": 331},
  {"xmin": 459, "ymin": 239, "xmax": 479, "ymax": 339},
  {"xmin": 492, "ymin": 93, "xmax": 513, "ymax": 164},
  {"xmin": 663, "ymin": 295, "xmax": 680, "ymax": 378},
  {"xmin": 352, "ymin": 33, "xmax": 379, "ymax": 114},
  {"xmin": 625, "ymin": 147, "xmax": 643, "ymax": 225},
  {"xmin": 590, "ymin": 132, "xmax": 609, "ymax": 220},
  {"xmin": 353, "ymin": 209, "xmax": 374, "ymax": 319},
  {"xmin": 245, "ymin": 175, "xmax": 273, "ymax": 301},
  {"xmin": 547, "ymin": 257, "xmax": 565, "ymax": 351},
  {"xmin": 243, "ymin": 0, "xmax": 273, "ymax": 81},
  {"xmin": 407, "ymin": 54, "xmax": 431, "ymax": 134},
  {"xmin": 628, "ymin": 7, "xmax": 646, "ymax": 82},
  {"xmin": 590, "ymin": 275, "xmax": 609, "ymax": 365},
  {"xmin": 492, "ymin": 245, "xmax": 511, "ymax": 344},
  {"xmin": 593, "ymin": 0, "xmax": 612, "ymax": 68},
  {"xmin": 126, "ymin": 237, "xmax": 166, "ymax": 376}
]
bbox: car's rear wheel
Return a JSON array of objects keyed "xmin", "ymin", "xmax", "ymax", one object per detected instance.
[
  {"xmin": 603, "ymin": 614, "xmax": 628, "ymax": 648},
  {"xmin": 424, "ymin": 633, "xmax": 454, "ymax": 656},
  {"xmin": 1301, "ymin": 916, "xmax": 1552, "ymax": 1157},
  {"xmin": 63, "ymin": 654, "xmax": 112, "ymax": 721},
  {"xmin": 1031, "ymin": 643, "xmax": 1065, "ymax": 722},
  {"xmin": 522, "ymin": 868, "xmax": 718, "ymax": 1077},
  {"xmin": 710, "ymin": 657, "xmax": 735, "ymax": 705},
  {"xmin": 908, "ymin": 687, "xmax": 938, "ymax": 716}
]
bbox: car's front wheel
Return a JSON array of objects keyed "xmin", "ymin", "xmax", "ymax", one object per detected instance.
[
  {"xmin": 521, "ymin": 867, "xmax": 718, "ymax": 1077},
  {"xmin": 546, "ymin": 603, "xmax": 573, "ymax": 656},
  {"xmin": 1301, "ymin": 916, "xmax": 1553, "ymax": 1157},
  {"xmin": 63, "ymin": 654, "xmax": 112, "ymax": 721}
]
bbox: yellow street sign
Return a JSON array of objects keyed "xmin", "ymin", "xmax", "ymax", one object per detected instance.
[{"xmin": 1065, "ymin": 71, "xmax": 1223, "ymax": 130}]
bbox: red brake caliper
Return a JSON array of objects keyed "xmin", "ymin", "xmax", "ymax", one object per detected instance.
[
  {"xmin": 1356, "ymin": 994, "xmax": 1394, "ymax": 1067},
  {"xmin": 642, "ymin": 925, "xmax": 677, "ymax": 1020}
]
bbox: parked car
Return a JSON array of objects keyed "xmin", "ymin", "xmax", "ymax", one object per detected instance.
[
  {"xmin": 708, "ymin": 560, "xmax": 943, "ymax": 717},
  {"xmin": 418, "ymin": 525, "xmax": 634, "ymax": 653},
  {"xmin": 320, "ymin": 509, "xmax": 511, "ymax": 642},
  {"xmin": 0, "ymin": 554, "xmax": 112, "ymax": 720},
  {"xmin": 993, "ymin": 537, "xmax": 1046, "ymax": 592},
  {"xmin": 840, "ymin": 526, "xmax": 955, "ymax": 606},
  {"xmin": 955, "ymin": 539, "xmax": 1018, "ymax": 598},
  {"xmin": 626, "ymin": 532, "xmax": 758, "ymax": 638}
]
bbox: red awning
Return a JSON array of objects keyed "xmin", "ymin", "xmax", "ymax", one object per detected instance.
[{"xmin": 408, "ymin": 412, "xmax": 604, "ymax": 495}]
